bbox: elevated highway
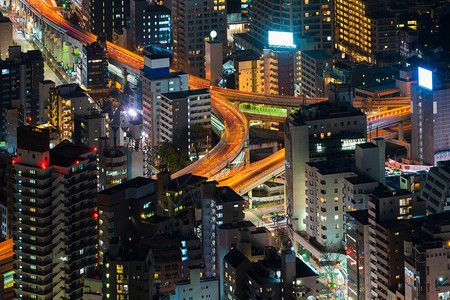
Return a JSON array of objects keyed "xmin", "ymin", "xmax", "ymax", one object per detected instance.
[{"xmin": 21, "ymin": 0, "xmax": 413, "ymax": 191}]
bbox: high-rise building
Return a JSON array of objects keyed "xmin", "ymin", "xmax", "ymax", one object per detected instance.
[
  {"xmin": 9, "ymin": 126, "xmax": 98, "ymax": 299},
  {"xmin": 419, "ymin": 160, "xmax": 450, "ymax": 214},
  {"xmin": 139, "ymin": 54, "xmax": 188, "ymax": 146},
  {"xmin": 0, "ymin": 239, "xmax": 14, "ymax": 299},
  {"xmin": 263, "ymin": 47, "xmax": 299, "ymax": 96},
  {"xmin": 238, "ymin": 0, "xmax": 332, "ymax": 51},
  {"xmin": 411, "ymin": 69, "xmax": 450, "ymax": 166},
  {"xmin": 89, "ymin": 0, "xmax": 127, "ymax": 40},
  {"xmin": 368, "ymin": 189, "xmax": 425, "ymax": 299},
  {"xmin": 335, "ymin": 0, "xmax": 399, "ymax": 64},
  {"xmin": 0, "ymin": 46, "xmax": 44, "ymax": 144},
  {"xmin": 404, "ymin": 211, "xmax": 450, "ymax": 300},
  {"xmin": 233, "ymin": 51, "xmax": 264, "ymax": 93},
  {"xmin": 285, "ymin": 101, "xmax": 366, "ymax": 232},
  {"xmin": 346, "ymin": 210, "xmax": 370, "ymax": 300},
  {"xmin": 305, "ymin": 158, "xmax": 356, "ymax": 247},
  {"xmin": 172, "ymin": 0, "xmax": 227, "ymax": 77},
  {"xmin": 0, "ymin": 13, "xmax": 12, "ymax": 60},
  {"xmin": 81, "ymin": 40, "xmax": 108, "ymax": 92},
  {"xmin": 73, "ymin": 113, "xmax": 108, "ymax": 149},
  {"xmin": 48, "ymin": 83, "xmax": 96, "ymax": 142},
  {"xmin": 97, "ymin": 177, "xmax": 158, "ymax": 263},
  {"xmin": 102, "ymin": 243, "xmax": 156, "ymax": 299},
  {"xmin": 299, "ymin": 50, "xmax": 332, "ymax": 97},
  {"xmin": 129, "ymin": 1, "xmax": 171, "ymax": 51},
  {"xmin": 159, "ymin": 89, "xmax": 211, "ymax": 157},
  {"xmin": 172, "ymin": 267, "xmax": 219, "ymax": 300}
]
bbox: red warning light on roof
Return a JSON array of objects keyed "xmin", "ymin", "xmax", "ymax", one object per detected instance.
[{"xmin": 93, "ymin": 212, "xmax": 99, "ymax": 220}]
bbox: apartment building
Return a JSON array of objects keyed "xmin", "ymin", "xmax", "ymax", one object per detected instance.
[
  {"xmin": 159, "ymin": 89, "xmax": 211, "ymax": 157},
  {"xmin": 9, "ymin": 127, "xmax": 98, "ymax": 299}
]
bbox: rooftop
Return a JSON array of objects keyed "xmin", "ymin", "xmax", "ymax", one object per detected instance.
[
  {"xmin": 215, "ymin": 186, "xmax": 244, "ymax": 203},
  {"xmin": 356, "ymin": 80, "xmax": 398, "ymax": 93},
  {"xmin": 346, "ymin": 209, "xmax": 369, "ymax": 225},
  {"xmin": 167, "ymin": 174, "xmax": 207, "ymax": 191},
  {"xmin": 306, "ymin": 158, "xmax": 355, "ymax": 175},
  {"xmin": 161, "ymin": 88, "xmax": 210, "ymax": 100},
  {"xmin": 100, "ymin": 177, "xmax": 155, "ymax": 195},
  {"xmin": 224, "ymin": 248, "xmax": 248, "ymax": 269},
  {"xmin": 301, "ymin": 50, "xmax": 332, "ymax": 61},
  {"xmin": 372, "ymin": 188, "xmax": 411, "ymax": 199},
  {"xmin": 345, "ymin": 175, "xmax": 377, "ymax": 185},
  {"xmin": 357, "ymin": 142, "xmax": 378, "ymax": 149},
  {"xmin": 50, "ymin": 140, "xmax": 95, "ymax": 167},
  {"xmin": 296, "ymin": 257, "xmax": 317, "ymax": 278},
  {"xmin": 288, "ymin": 101, "xmax": 365, "ymax": 126}
]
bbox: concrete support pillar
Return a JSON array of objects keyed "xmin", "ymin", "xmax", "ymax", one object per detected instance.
[
  {"xmin": 122, "ymin": 67, "xmax": 128, "ymax": 87},
  {"xmin": 62, "ymin": 42, "xmax": 69, "ymax": 68},
  {"xmin": 287, "ymin": 106, "xmax": 292, "ymax": 116},
  {"xmin": 57, "ymin": 39, "xmax": 63, "ymax": 63},
  {"xmin": 67, "ymin": 43, "xmax": 73, "ymax": 69},
  {"xmin": 234, "ymin": 100, "xmax": 240, "ymax": 109},
  {"xmin": 398, "ymin": 121, "xmax": 404, "ymax": 141}
]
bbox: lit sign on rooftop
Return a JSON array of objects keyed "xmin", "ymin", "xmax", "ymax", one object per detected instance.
[
  {"xmin": 418, "ymin": 67, "xmax": 433, "ymax": 90},
  {"xmin": 268, "ymin": 31, "xmax": 296, "ymax": 48}
]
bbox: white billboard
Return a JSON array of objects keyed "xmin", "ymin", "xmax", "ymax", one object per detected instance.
[
  {"xmin": 418, "ymin": 67, "xmax": 433, "ymax": 90},
  {"xmin": 268, "ymin": 31, "xmax": 295, "ymax": 47}
]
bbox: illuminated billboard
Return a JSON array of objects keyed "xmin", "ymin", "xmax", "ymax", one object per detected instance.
[
  {"xmin": 418, "ymin": 67, "xmax": 433, "ymax": 90},
  {"xmin": 268, "ymin": 31, "xmax": 295, "ymax": 47}
]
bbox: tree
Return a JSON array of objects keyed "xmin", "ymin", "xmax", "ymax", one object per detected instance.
[
  {"xmin": 189, "ymin": 124, "xmax": 210, "ymax": 160},
  {"xmin": 158, "ymin": 142, "xmax": 187, "ymax": 172},
  {"xmin": 320, "ymin": 243, "xmax": 345, "ymax": 299}
]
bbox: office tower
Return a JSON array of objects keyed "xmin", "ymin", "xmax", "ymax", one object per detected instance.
[
  {"xmin": 335, "ymin": 0, "xmax": 399, "ymax": 64},
  {"xmin": 299, "ymin": 50, "xmax": 332, "ymax": 97},
  {"xmin": 81, "ymin": 41, "xmax": 108, "ymax": 91},
  {"xmin": 139, "ymin": 54, "xmax": 188, "ymax": 146},
  {"xmin": 404, "ymin": 211, "xmax": 450, "ymax": 300},
  {"xmin": 305, "ymin": 158, "xmax": 356, "ymax": 247},
  {"xmin": 285, "ymin": 101, "xmax": 366, "ymax": 232},
  {"xmin": 0, "ymin": 239, "xmax": 14, "ymax": 299},
  {"xmin": 368, "ymin": 189, "xmax": 425, "ymax": 299},
  {"xmin": 173, "ymin": 268, "xmax": 219, "ymax": 300},
  {"xmin": 48, "ymin": 83, "xmax": 96, "ymax": 142},
  {"xmin": 411, "ymin": 69, "xmax": 450, "ymax": 166},
  {"xmin": 0, "ymin": 13, "xmax": 12, "ymax": 60},
  {"xmin": 263, "ymin": 47, "xmax": 299, "ymax": 96},
  {"xmin": 89, "ymin": 0, "xmax": 127, "ymax": 40},
  {"xmin": 233, "ymin": 51, "xmax": 264, "ymax": 93},
  {"xmin": 159, "ymin": 89, "xmax": 212, "ymax": 158},
  {"xmin": 172, "ymin": 0, "xmax": 227, "ymax": 77},
  {"xmin": 346, "ymin": 210, "xmax": 370, "ymax": 300},
  {"xmin": 129, "ymin": 1, "xmax": 171, "ymax": 51},
  {"xmin": 239, "ymin": 0, "xmax": 332, "ymax": 50},
  {"xmin": 419, "ymin": 160, "xmax": 450, "ymax": 214},
  {"xmin": 103, "ymin": 243, "xmax": 156, "ymax": 299},
  {"xmin": 10, "ymin": 126, "xmax": 97, "ymax": 299},
  {"xmin": 0, "ymin": 46, "xmax": 43, "ymax": 143}
]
